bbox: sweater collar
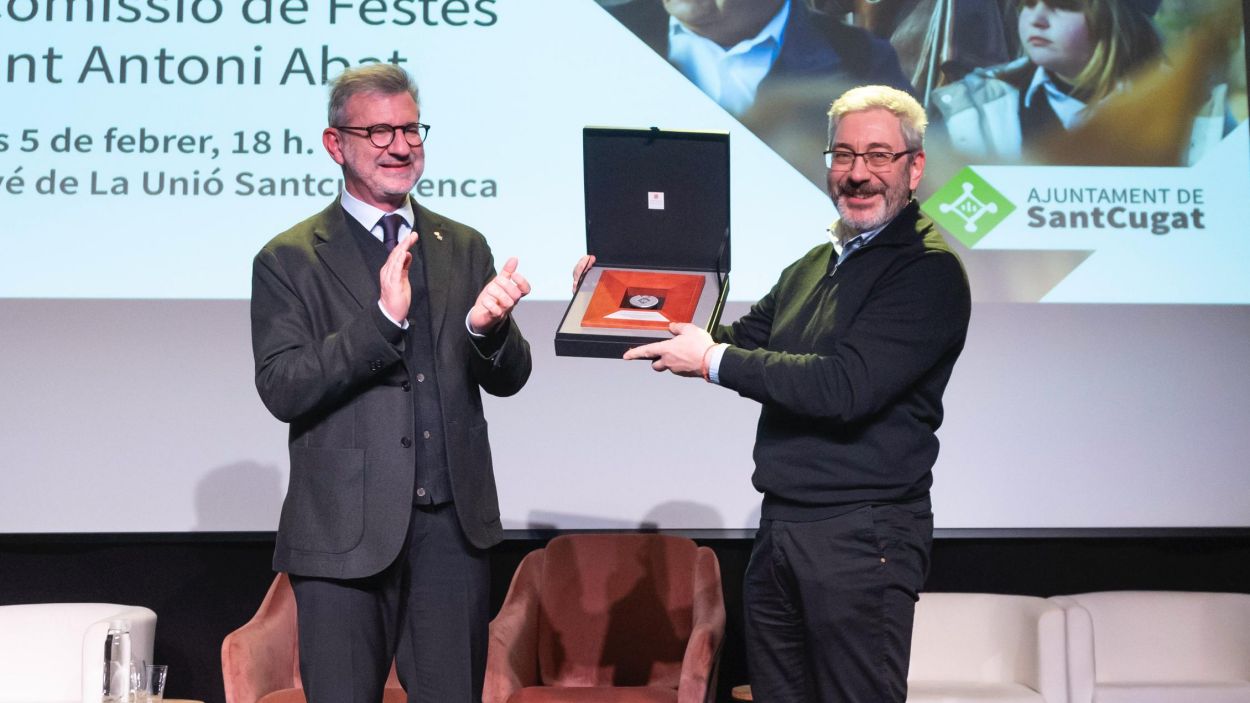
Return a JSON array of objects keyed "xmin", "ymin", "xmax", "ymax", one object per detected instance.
[{"xmin": 826, "ymin": 200, "xmax": 923, "ymax": 273}]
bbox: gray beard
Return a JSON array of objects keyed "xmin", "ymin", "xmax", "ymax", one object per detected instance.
[{"xmin": 834, "ymin": 190, "xmax": 909, "ymax": 238}]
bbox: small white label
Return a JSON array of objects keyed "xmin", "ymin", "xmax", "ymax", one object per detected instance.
[
  {"xmin": 606, "ymin": 310, "xmax": 668, "ymax": 322},
  {"xmin": 648, "ymin": 191, "xmax": 665, "ymax": 210}
]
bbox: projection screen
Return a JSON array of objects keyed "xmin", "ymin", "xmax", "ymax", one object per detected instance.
[{"xmin": 1, "ymin": 0, "xmax": 1247, "ymax": 532}]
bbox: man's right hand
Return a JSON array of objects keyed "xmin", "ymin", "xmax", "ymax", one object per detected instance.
[{"xmin": 380, "ymin": 231, "xmax": 419, "ymax": 321}]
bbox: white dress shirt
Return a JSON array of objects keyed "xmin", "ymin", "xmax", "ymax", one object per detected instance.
[
  {"xmin": 1023, "ymin": 66, "xmax": 1088, "ymax": 130},
  {"xmin": 340, "ymin": 189, "xmax": 415, "ymax": 328},
  {"xmin": 340, "ymin": 190, "xmax": 494, "ymax": 339},
  {"xmin": 666, "ymin": 0, "xmax": 791, "ymax": 116}
]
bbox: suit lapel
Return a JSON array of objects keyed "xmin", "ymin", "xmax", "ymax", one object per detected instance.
[
  {"xmin": 313, "ymin": 203, "xmax": 377, "ymax": 311},
  {"xmin": 415, "ymin": 203, "xmax": 451, "ymax": 346}
]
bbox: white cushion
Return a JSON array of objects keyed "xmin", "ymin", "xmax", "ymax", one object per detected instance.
[
  {"xmin": 1054, "ymin": 591, "xmax": 1250, "ymax": 703},
  {"xmin": 1073, "ymin": 592, "xmax": 1250, "ymax": 682},
  {"xmin": 907, "ymin": 593, "xmax": 1067, "ymax": 703}
]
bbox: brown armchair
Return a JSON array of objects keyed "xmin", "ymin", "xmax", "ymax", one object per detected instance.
[
  {"xmin": 485, "ymin": 534, "xmax": 725, "ymax": 703},
  {"xmin": 221, "ymin": 573, "xmax": 405, "ymax": 703}
]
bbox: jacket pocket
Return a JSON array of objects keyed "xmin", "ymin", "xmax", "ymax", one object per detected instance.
[{"xmin": 279, "ymin": 446, "xmax": 365, "ymax": 554}]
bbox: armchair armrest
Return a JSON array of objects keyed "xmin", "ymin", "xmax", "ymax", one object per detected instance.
[
  {"xmin": 484, "ymin": 550, "xmax": 545, "ymax": 703},
  {"xmin": 678, "ymin": 547, "xmax": 726, "ymax": 703},
  {"xmin": 1035, "ymin": 604, "xmax": 1070, "ymax": 703},
  {"xmin": 1050, "ymin": 595, "xmax": 1094, "ymax": 703},
  {"xmin": 222, "ymin": 574, "xmax": 298, "ymax": 703}
]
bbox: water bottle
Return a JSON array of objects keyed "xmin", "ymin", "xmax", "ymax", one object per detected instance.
[{"xmin": 102, "ymin": 620, "xmax": 132, "ymax": 702}]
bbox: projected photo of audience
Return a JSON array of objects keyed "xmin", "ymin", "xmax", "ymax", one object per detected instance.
[
  {"xmin": 837, "ymin": 0, "xmax": 1011, "ymax": 99},
  {"xmin": 929, "ymin": 0, "xmax": 1243, "ymax": 166},
  {"xmin": 601, "ymin": 0, "xmax": 912, "ymax": 118},
  {"xmin": 593, "ymin": 0, "xmax": 1026, "ymax": 185},
  {"xmin": 600, "ymin": 0, "xmax": 1244, "ymax": 176},
  {"xmin": 599, "ymin": 0, "xmax": 914, "ymax": 186}
]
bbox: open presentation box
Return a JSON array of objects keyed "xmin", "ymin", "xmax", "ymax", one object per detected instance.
[{"xmin": 555, "ymin": 127, "xmax": 730, "ymax": 358}]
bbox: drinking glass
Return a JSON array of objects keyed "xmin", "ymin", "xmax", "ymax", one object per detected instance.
[{"xmin": 134, "ymin": 664, "xmax": 167, "ymax": 702}]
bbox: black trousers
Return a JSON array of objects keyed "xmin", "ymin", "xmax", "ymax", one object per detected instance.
[
  {"xmin": 744, "ymin": 501, "xmax": 933, "ymax": 703},
  {"xmin": 290, "ymin": 503, "xmax": 489, "ymax": 703}
]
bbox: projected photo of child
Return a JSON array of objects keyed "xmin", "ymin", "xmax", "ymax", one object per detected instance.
[{"xmin": 930, "ymin": 0, "xmax": 1241, "ymax": 166}]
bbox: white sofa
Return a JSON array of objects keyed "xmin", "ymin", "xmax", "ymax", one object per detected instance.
[
  {"xmin": 1054, "ymin": 591, "xmax": 1250, "ymax": 703},
  {"xmin": 908, "ymin": 592, "xmax": 1069, "ymax": 703},
  {"xmin": 0, "ymin": 603, "xmax": 157, "ymax": 703}
]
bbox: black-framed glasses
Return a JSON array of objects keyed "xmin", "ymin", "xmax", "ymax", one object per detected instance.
[
  {"xmin": 824, "ymin": 148, "xmax": 914, "ymax": 171},
  {"xmin": 333, "ymin": 122, "xmax": 430, "ymax": 148}
]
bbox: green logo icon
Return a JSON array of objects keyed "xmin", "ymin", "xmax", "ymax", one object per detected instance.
[{"xmin": 922, "ymin": 167, "xmax": 1015, "ymax": 247}]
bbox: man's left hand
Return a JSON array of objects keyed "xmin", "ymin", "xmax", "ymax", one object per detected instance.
[
  {"xmin": 469, "ymin": 257, "xmax": 531, "ymax": 333},
  {"xmin": 622, "ymin": 322, "xmax": 714, "ymax": 377}
]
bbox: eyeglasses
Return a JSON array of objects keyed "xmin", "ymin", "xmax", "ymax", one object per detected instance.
[
  {"xmin": 333, "ymin": 122, "xmax": 430, "ymax": 148},
  {"xmin": 824, "ymin": 148, "xmax": 915, "ymax": 171}
]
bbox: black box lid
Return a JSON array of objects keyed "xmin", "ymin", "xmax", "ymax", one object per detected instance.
[{"xmin": 583, "ymin": 127, "xmax": 730, "ymax": 272}]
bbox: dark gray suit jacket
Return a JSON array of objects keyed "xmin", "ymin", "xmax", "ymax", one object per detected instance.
[{"xmin": 251, "ymin": 200, "xmax": 531, "ymax": 580}]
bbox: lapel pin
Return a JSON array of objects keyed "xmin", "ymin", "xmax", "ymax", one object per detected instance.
[{"xmin": 433, "ymin": 231, "xmax": 443, "ymax": 241}]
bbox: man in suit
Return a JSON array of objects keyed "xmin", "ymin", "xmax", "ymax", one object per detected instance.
[
  {"xmin": 605, "ymin": 0, "xmax": 913, "ymax": 116},
  {"xmin": 590, "ymin": 85, "xmax": 971, "ymax": 701},
  {"xmin": 251, "ymin": 63, "xmax": 531, "ymax": 703}
]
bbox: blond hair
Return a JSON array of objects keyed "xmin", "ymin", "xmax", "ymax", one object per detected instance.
[{"xmin": 1015, "ymin": 0, "xmax": 1162, "ymax": 102}]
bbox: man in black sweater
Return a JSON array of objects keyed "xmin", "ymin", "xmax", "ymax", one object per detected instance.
[{"xmin": 615, "ymin": 84, "xmax": 972, "ymax": 701}]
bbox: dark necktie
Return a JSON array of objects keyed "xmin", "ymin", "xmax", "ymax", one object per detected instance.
[
  {"xmin": 1020, "ymin": 84, "xmax": 1064, "ymax": 148},
  {"xmin": 379, "ymin": 213, "xmax": 405, "ymax": 252}
]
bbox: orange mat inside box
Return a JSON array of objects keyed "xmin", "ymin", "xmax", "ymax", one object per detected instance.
[{"xmin": 580, "ymin": 270, "xmax": 706, "ymax": 331}]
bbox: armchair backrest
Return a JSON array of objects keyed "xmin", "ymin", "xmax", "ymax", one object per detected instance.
[
  {"xmin": 0, "ymin": 602, "xmax": 156, "ymax": 703},
  {"xmin": 908, "ymin": 592, "xmax": 1066, "ymax": 700},
  {"xmin": 535, "ymin": 534, "xmax": 701, "ymax": 689},
  {"xmin": 1059, "ymin": 591, "xmax": 1250, "ymax": 684},
  {"xmin": 222, "ymin": 573, "xmax": 405, "ymax": 703}
]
